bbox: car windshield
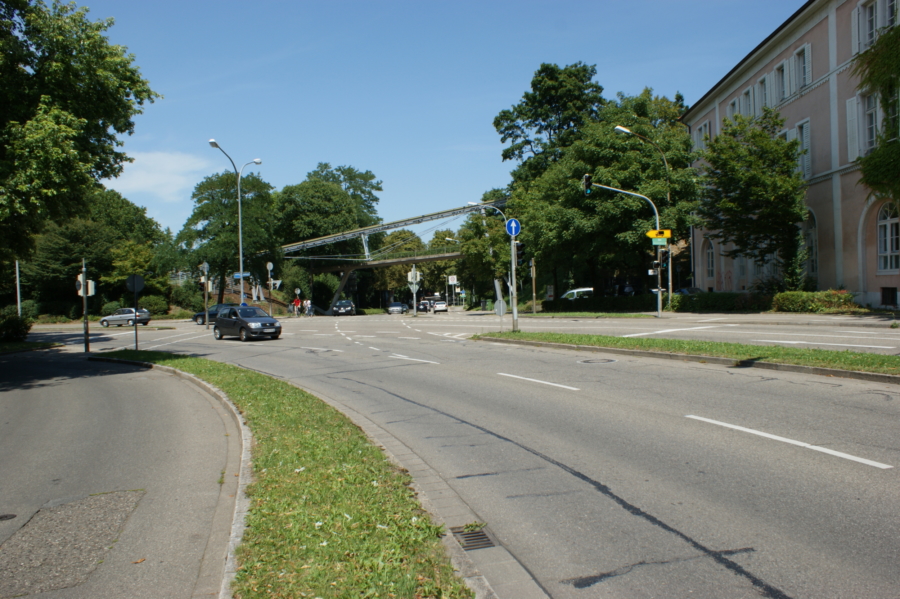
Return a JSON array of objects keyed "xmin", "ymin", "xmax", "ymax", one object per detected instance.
[
  {"xmin": 238, "ymin": 307, "xmax": 270, "ymax": 318},
  {"xmin": 389, "ymin": 303, "xmax": 402, "ymax": 307},
  {"xmin": 336, "ymin": 301, "xmax": 352, "ymax": 306}
]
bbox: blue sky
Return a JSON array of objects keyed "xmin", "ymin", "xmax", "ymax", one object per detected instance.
[{"xmin": 86, "ymin": 0, "xmax": 805, "ymax": 241}]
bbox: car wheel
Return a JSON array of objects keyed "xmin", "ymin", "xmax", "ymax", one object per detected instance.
[
  {"xmin": 213, "ymin": 326, "xmax": 223, "ymax": 340},
  {"xmin": 100, "ymin": 320, "xmax": 109, "ymax": 328},
  {"xmin": 141, "ymin": 322, "xmax": 148, "ymax": 326},
  {"xmin": 126, "ymin": 319, "xmax": 134, "ymax": 326},
  {"xmin": 239, "ymin": 328, "xmax": 249, "ymax": 342},
  {"xmin": 196, "ymin": 316, "xmax": 205, "ymax": 325},
  {"xmin": 270, "ymin": 334, "xmax": 280, "ymax": 340}
]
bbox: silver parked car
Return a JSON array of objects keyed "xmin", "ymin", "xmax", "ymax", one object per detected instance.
[
  {"xmin": 100, "ymin": 307, "xmax": 151, "ymax": 327},
  {"xmin": 387, "ymin": 302, "xmax": 408, "ymax": 314}
]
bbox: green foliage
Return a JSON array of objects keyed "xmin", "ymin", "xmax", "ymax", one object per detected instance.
[
  {"xmin": 304, "ymin": 162, "xmax": 383, "ymax": 228},
  {"xmin": 0, "ymin": 0, "xmax": 158, "ymax": 261},
  {"xmin": 852, "ymin": 20, "xmax": 899, "ymax": 201},
  {"xmin": 0, "ymin": 306, "xmax": 33, "ymax": 342},
  {"xmin": 373, "ymin": 230, "xmax": 426, "ymax": 295},
  {"xmin": 137, "ymin": 294, "xmax": 168, "ymax": 315},
  {"xmin": 699, "ymin": 108, "xmax": 809, "ymax": 290},
  {"xmin": 87, "ymin": 189, "xmax": 165, "ymax": 245},
  {"xmin": 668, "ymin": 292, "xmax": 773, "ymax": 313},
  {"xmin": 101, "ymin": 300, "xmax": 121, "ymax": 316},
  {"xmin": 772, "ymin": 289, "xmax": 861, "ymax": 313},
  {"xmin": 176, "ymin": 171, "xmax": 279, "ymax": 305},
  {"xmin": 101, "ymin": 239, "xmax": 169, "ymax": 296},
  {"xmin": 18, "ymin": 299, "xmax": 38, "ymax": 320},
  {"xmin": 169, "ymin": 284, "xmax": 203, "ymax": 313}
]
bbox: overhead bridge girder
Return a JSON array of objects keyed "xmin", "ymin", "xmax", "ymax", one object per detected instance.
[
  {"xmin": 308, "ymin": 252, "xmax": 462, "ymax": 274},
  {"xmin": 281, "ymin": 200, "xmax": 507, "ymax": 255}
]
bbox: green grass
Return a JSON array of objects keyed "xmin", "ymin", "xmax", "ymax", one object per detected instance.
[
  {"xmin": 477, "ymin": 331, "xmax": 900, "ymax": 376},
  {"xmin": 0, "ymin": 341, "xmax": 61, "ymax": 353},
  {"xmin": 113, "ymin": 350, "xmax": 472, "ymax": 599}
]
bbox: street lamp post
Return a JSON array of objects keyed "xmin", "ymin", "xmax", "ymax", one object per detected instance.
[
  {"xmin": 584, "ymin": 177, "xmax": 663, "ymax": 318},
  {"xmin": 209, "ymin": 140, "xmax": 261, "ymax": 306},
  {"xmin": 615, "ymin": 125, "xmax": 674, "ymax": 308}
]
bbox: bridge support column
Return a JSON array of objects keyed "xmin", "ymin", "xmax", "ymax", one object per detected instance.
[{"xmin": 362, "ymin": 235, "xmax": 371, "ymax": 260}]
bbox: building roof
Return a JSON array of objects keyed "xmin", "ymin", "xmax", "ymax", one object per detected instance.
[{"xmin": 682, "ymin": 0, "xmax": 817, "ymax": 123}]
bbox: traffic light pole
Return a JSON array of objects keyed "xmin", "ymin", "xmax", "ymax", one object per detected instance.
[
  {"xmin": 82, "ymin": 259, "xmax": 89, "ymax": 353},
  {"xmin": 510, "ymin": 235, "xmax": 518, "ymax": 332}
]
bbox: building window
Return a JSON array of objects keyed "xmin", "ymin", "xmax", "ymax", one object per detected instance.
[
  {"xmin": 776, "ymin": 64, "xmax": 787, "ymax": 100},
  {"xmin": 728, "ymin": 99, "xmax": 739, "ymax": 120},
  {"xmin": 794, "ymin": 45, "xmax": 810, "ymax": 89},
  {"xmin": 865, "ymin": 95, "xmax": 879, "ymax": 152},
  {"xmin": 737, "ymin": 255, "xmax": 747, "ymax": 278},
  {"xmin": 883, "ymin": 287, "xmax": 899, "ymax": 307},
  {"xmin": 758, "ymin": 77, "xmax": 768, "ymax": 112},
  {"xmin": 742, "ymin": 88, "xmax": 753, "ymax": 116},
  {"xmin": 805, "ymin": 212, "xmax": 818, "ymax": 276},
  {"xmin": 797, "ymin": 120, "xmax": 811, "ymax": 177},
  {"xmin": 888, "ymin": 0, "xmax": 897, "ymax": 27},
  {"xmin": 694, "ymin": 121, "xmax": 710, "ymax": 151},
  {"xmin": 877, "ymin": 202, "xmax": 900, "ymax": 271},
  {"xmin": 866, "ymin": 1, "xmax": 878, "ymax": 48},
  {"xmin": 705, "ymin": 242, "xmax": 715, "ymax": 279}
]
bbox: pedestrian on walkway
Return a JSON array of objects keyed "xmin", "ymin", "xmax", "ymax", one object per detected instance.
[{"xmin": 293, "ymin": 297, "xmax": 301, "ymax": 317}]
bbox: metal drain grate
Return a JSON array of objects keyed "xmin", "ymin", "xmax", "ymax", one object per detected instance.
[{"xmin": 449, "ymin": 526, "xmax": 497, "ymax": 551}]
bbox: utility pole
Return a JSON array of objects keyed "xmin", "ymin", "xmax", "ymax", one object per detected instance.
[{"xmin": 81, "ymin": 259, "xmax": 89, "ymax": 353}]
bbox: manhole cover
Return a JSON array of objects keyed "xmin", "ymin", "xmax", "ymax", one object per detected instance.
[
  {"xmin": 577, "ymin": 358, "xmax": 616, "ymax": 364},
  {"xmin": 449, "ymin": 526, "xmax": 497, "ymax": 551},
  {"xmin": 0, "ymin": 514, "xmax": 15, "ymax": 521}
]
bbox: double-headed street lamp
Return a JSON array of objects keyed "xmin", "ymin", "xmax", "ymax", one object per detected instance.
[
  {"xmin": 615, "ymin": 125, "xmax": 674, "ymax": 307},
  {"xmin": 209, "ymin": 139, "xmax": 261, "ymax": 305}
]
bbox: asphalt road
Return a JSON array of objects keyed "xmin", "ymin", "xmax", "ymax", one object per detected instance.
[
  {"xmin": 27, "ymin": 312, "xmax": 900, "ymax": 598},
  {"xmin": 0, "ymin": 351, "xmax": 240, "ymax": 599}
]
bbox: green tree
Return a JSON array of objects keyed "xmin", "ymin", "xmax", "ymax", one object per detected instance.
[
  {"xmin": 852, "ymin": 19, "xmax": 899, "ymax": 201},
  {"xmin": 0, "ymin": 0, "xmax": 159, "ymax": 260},
  {"xmin": 506, "ymin": 90, "xmax": 698, "ymax": 295},
  {"xmin": 456, "ymin": 190, "xmax": 510, "ymax": 300},
  {"xmin": 100, "ymin": 239, "xmax": 168, "ymax": 296},
  {"xmin": 176, "ymin": 172, "xmax": 279, "ymax": 304},
  {"xmin": 275, "ymin": 179, "xmax": 359, "ymax": 249},
  {"xmin": 87, "ymin": 188, "xmax": 165, "ymax": 245},
  {"xmin": 494, "ymin": 62, "xmax": 605, "ymax": 184},
  {"xmin": 421, "ymin": 229, "xmax": 458, "ymax": 296},
  {"xmin": 305, "ymin": 162, "xmax": 383, "ymax": 227},
  {"xmin": 373, "ymin": 230, "xmax": 425, "ymax": 300},
  {"xmin": 699, "ymin": 108, "xmax": 809, "ymax": 290}
]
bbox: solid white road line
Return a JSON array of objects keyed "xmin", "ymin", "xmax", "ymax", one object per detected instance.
[
  {"xmin": 623, "ymin": 326, "xmax": 721, "ymax": 338},
  {"xmin": 389, "ymin": 355, "xmax": 439, "ymax": 364},
  {"xmin": 398, "ymin": 337, "xmax": 420, "ymax": 340},
  {"xmin": 369, "ymin": 347, "xmax": 381, "ymax": 351},
  {"xmin": 686, "ymin": 415, "xmax": 892, "ymax": 469},
  {"xmin": 696, "ymin": 318, "xmax": 729, "ymax": 322},
  {"xmin": 497, "ymin": 373, "xmax": 579, "ymax": 391},
  {"xmin": 144, "ymin": 333, "xmax": 211, "ymax": 350},
  {"xmin": 300, "ymin": 346, "xmax": 343, "ymax": 352},
  {"xmin": 753, "ymin": 340, "xmax": 894, "ymax": 349}
]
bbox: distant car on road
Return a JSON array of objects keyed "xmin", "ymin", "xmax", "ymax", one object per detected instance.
[
  {"xmin": 333, "ymin": 300, "xmax": 355, "ymax": 316},
  {"xmin": 387, "ymin": 302, "xmax": 409, "ymax": 314},
  {"xmin": 433, "ymin": 301, "xmax": 448, "ymax": 313},
  {"xmin": 674, "ymin": 287, "xmax": 706, "ymax": 295},
  {"xmin": 212, "ymin": 306, "xmax": 281, "ymax": 341},
  {"xmin": 100, "ymin": 307, "xmax": 151, "ymax": 327},
  {"xmin": 193, "ymin": 303, "xmax": 238, "ymax": 325},
  {"xmin": 561, "ymin": 287, "xmax": 594, "ymax": 300},
  {"xmin": 416, "ymin": 301, "xmax": 430, "ymax": 312}
]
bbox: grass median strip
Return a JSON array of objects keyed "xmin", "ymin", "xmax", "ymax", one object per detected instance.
[
  {"xmin": 114, "ymin": 350, "xmax": 472, "ymax": 599},
  {"xmin": 476, "ymin": 331, "xmax": 900, "ymax": 376}
]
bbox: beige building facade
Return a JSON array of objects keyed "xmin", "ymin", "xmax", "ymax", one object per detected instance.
[{"xmin": 682, "ymin": 0, "xmax": 898, "ymax": 307}]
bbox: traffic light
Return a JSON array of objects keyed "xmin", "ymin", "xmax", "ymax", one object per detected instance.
[
  {"xmin": 652, "ymin": 260, "xmax": 661, "ymax": 270},
  {"xmin": 659, "ymin": 249, "xmax": 669, "ymax": 265},
  {"xmin": 515, "ymin": 241, "xmax": 525, "ymax": 265},
  {"xmin": 582, "ymin": 173, "xmax": 593, "ymax": 195}
]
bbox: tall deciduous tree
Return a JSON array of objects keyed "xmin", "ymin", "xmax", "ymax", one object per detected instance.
[
  {"xmin": 373, "ymin": 230, "xmax": 424, "ymax": 300},
  {"xmin": 699, "ymin": 108, "xmax": 808, "ymax": 290},
  {"xmin": 494, "ymin": 62, "xmax": 605, "ymax": 184},
  {"xmin": 852, "ymin": 19, "xmax": 899, "ymax": 201},
  {"xmin": 305, "ymin": 163, "xmax": 383, "ymax": 228},
  {"xmin": 0, "ymin": 0, "xmax": 158, "ymax": 260},
  {"xmin": 176, "ymin": 172, "xmax": 279, "ymax": 304}
]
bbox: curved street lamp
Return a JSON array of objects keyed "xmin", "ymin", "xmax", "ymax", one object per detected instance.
[
  {"xmin": 209, "ymin": 139, "xmax": 261, "ymax": 305},
  {"xmin": 583, "ymin": 177, "xmax": 662, "ymax": 318},
  {"xmin": 615, "ymin": 124, "xmax": 675, "ymax": 307}
]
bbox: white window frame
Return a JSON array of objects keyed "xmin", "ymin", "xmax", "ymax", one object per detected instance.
[
  {"xmin": 694, "ymin": 120, "xmax": 710, "ymax": 151},
  {"xmin": 705, "ymin": 241, "xmax": 715, "ymax": 279},
  {"xmin": 757, "ymin": 76, "xmax": 768, "ymax": 114},
  {"xmin": 775, "ymin": 63, "xmax": 788, "ymax": 102},
  {"xmin": 737, "ymin": 255, "xmax": 747, "ymax": 278},
  {"xmin": 877, "ymin": 203, "xmax": 900, "ymax": 272},
  {"xmin": 727, "ymin": 98, "xmax": 739, "ymax": 120},
  {"xmin": 864, "ymin": 94, "xmax": 879, "ymax": 152},
  {"xmin": 794, "ymin": 44, "xmax": 812, "ymax": 89},
  {"xmin": 741, "ymin": 87, "xmax": 754, "ymax": 116},
  {"xmin": 805, "ymin": 212, "xmax": 818, "ymax": 276},
  {"xmin": 854, "ymin": 0, "xmax": 897, "ymax": 54}
]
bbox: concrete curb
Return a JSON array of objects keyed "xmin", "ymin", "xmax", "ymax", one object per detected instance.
[
  {"xmin": 87, "ymin": 357, "xmax": 253, "ymax": 599},
  {"xmin": 478, "ymin": 337, "xmax": 900, "ymax": 386}
]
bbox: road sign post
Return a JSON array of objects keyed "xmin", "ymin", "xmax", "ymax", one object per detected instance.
[
  {"xmin": 201, "ymin": 262, "xmax": 210, "ymax": 329},
  {"xmin": 81, "ymin": 259, "xmax": 89, "ymax": 352},
  {"xmin": 126, "ymin": 274, "xmax": 145, "ymax": 350},
  {"xmin": 504, "ymin": 219, "xmax": 521, "ymax": 332}
]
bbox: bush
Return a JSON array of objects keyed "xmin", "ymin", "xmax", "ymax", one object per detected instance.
[
  {"xmin": 18, "ymin": 300, "xmax": 39, "ymax": 320},
  {"xmin": 668, "ymin": 292, "xmax": 773, "ymax": 312},
  {"xmin": 101, "ymin": 301, "xmax": 122, "ymax": 316},
  {"xmin": 138, "ymin": 295, "xmax": 169, "ymax": 315},
  {"xmin": 542, "ymin": 294, "xmax": 658, "ymax": 313},
  {"xmin": 772, "ymin": 289, "xmax": 860, "ymax": 313},
  {"xmin": 40, "ymin": 300, "xmax": 79, "ymax": 317},
  {"xmin": 0, "ymin": 307, "xmax": 33, "ymax": 342},
  {"xmin": 170, "ymin": 284, "xmax": 204, "ymax": 313}
]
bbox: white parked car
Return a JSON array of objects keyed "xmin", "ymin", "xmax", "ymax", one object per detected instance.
[
  {"xmin": 433, "ymin": 301, "xmax": 448, "ymax": 313},
  {"xmin": 100, "ymin": 307, "xmax": 151, "ymax": 327}
]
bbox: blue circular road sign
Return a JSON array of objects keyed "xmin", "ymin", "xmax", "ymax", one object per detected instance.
[{"xmin": 505, "ymin": 218, "xmax": 521, "ymax": 236}]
